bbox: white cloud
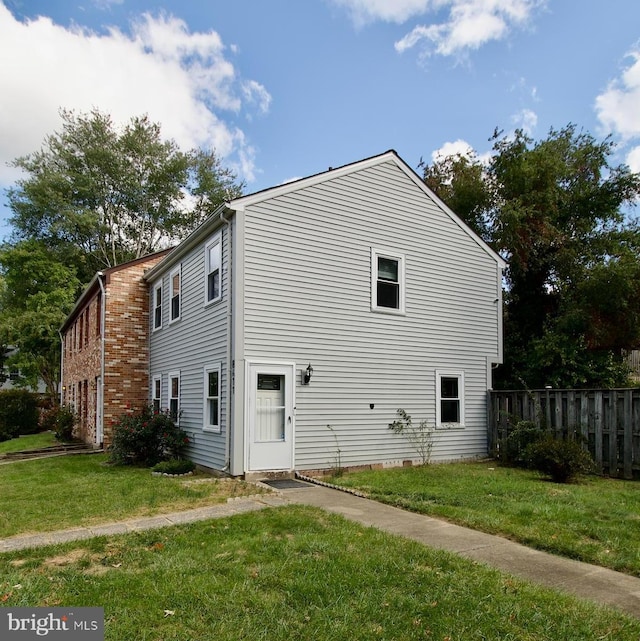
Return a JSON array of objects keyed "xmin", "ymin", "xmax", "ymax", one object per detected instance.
[
  {"xmin": 595, "ymin": 48, "xmax": 640, "ymax": 142},
  {"xmin": 333, "ymin": 0, "xmax": 545, "ymax": 58},
  {"xmin": 431, "ymin": 138, "xmax": 493, "ymax": 166},
  {"xmin": 431, "ymin": 138, "xmax": 475, "ymax": 162},
  {"xmin": 242, "ymin": 80, "xmax": 272, "ymax": 115},
  {"xmin": 330, "ymin": 0, "xmax": 432, "ymax": 27},
  {"xmin": 92, "ymin": 0, "xmax": 124, "ymax": 9},
  {"xmin": 0, "ymin": 4, "xmax": 270, "ymax": 185},
  {"xmin": 511, "ymin": 108, "xmax": 538, "ymax": 135},
  {"xmin": 627, "ymin": 146, "xmax": 640, "ymax": 174}
]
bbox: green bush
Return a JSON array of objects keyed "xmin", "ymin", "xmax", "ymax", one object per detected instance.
[
  {"xmin": 0, "ymin": 389, "xmax": 40, "ymax": 441},
  {"xmin": 500, "ymin": 420, "xmax": 545, "ymax": 466},
  {"xmin": 524, "ymin": 436, "xmax": 595, "ymax": 483},
  {"xmin": 109, "ymin": 406, "xmax": 190, "ymax": 466},
  {"xmin": 48, "ymin": 405, "xmax": 77, "ymax": 442},
  {"xmin": 152, "ymin": 459, "xmax": 196, "ymax": 475}
]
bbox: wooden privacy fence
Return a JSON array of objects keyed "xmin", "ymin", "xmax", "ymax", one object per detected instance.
[{"xmin": 488, "ymin": 389, "xmax": 640, "ymax": 479}]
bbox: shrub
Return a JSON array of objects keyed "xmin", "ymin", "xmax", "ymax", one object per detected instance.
[
  {"xmin": 500, "ymin": 420, "xmax": 545, "ymax": 466},
  {"xmin": 0, "ymin": 389, "xmax": 40, "ymax": 441},
  {"xmin": 49, "ymin": 405, "xmax": 77, "ymax": 442},
  {"xmin": 109, "ymin": 406, "xmax": 190, "ymax": 466},
  {"xmin": 152, "ymin": 459, "xmax": 196, "ymax": 475},
  {"xmin": 524, "ymin": 436, "xmax": 595, "ymax": 483},
  {"xmin": 388, "ymin": 409, "xmax": 434, "ymax": 465}
]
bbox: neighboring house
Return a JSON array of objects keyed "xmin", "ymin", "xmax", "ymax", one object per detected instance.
[
  {"xmin": 0, "ymin": 347, "xmax": 47, "ymax": 393},
  {"xmin": 143, "ymin": 150, "xmax": 506, "ymax": 477},
  {"xmin": 60, "ymin": 250, "xmax": 172, "ymax": 446}
]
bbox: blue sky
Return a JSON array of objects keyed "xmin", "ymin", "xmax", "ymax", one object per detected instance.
[{"xmin": 1, "ymin": 1, "xmax": 639, "ymax": 240}]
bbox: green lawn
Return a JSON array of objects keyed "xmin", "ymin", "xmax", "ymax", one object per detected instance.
[
  {"xmin": 0, "ymin": 454, "xmax": 264, "ymax": 538},
  {"xmin": 1, "ymin": 506, "xmax": 638, "ymax": 640},
  {"xmin": 329, "ymin": 462, "xmax": 640, "ymax": 576},
  {"xmin": 0, "ymin": 431, "xmax": 58, "ymax": 454}
]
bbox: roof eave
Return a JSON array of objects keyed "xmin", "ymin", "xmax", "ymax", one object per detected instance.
[{"xmin": 143, "ymin": 204, "xmax": 230, "ymax": 282}]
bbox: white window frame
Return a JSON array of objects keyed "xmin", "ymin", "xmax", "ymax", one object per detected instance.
[
  {"xmin": 169, "ymin": 371, "xmax": 181, "ymax": 424},
  {"xmin": 204, "ymin": 232, "xmax": 222, "ymax": 306},
  {"xmin": 152, "ymin": 375, "xmax": 162, "ymax": 415},
  {"xmin": 203, "ymin": 364, "xmax": 222, "ymax": 433},
  {"xmin": 371, "ymin": 248, "xmax": 406, "ymax": 314},
  {"xmin": 436, "ymin": 370, "xmax": 465, "ymax": 429},
  {"xmin": 152, "ymin": 281, "xmax": 163, "ymax": 331},
  {"xmin": 169, "ymin": 266, "xmax": 181, "ymax": 323}
]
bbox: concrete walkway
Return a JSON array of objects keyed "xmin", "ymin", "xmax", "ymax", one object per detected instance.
[{"xmin": 1, "ymin": 480, "xmax": 640, "ymax": 619}]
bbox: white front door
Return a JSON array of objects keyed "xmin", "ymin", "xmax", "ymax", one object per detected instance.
[{"xmin": 247, "ymin": 362, "xmax": 295, "ymax": 472}]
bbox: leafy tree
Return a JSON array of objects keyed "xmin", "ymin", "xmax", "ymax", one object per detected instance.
[
  {"xmin": 422, "ymin": 152, "xmax": 491, "ymax": 240},
  {"xmin": 7, "ymin": 108, "xmax": 243, "ymax": 276},
  {"xmin": 0, "ymin": 240, "xmax": 81, "ymax": 394},
  {"xmin": 422, "ymin": 125, "xmax": 640, "ymax": 388},
  {"xmin": 1, "ymin": 109, "xmax": 243, "ymax": 391}
]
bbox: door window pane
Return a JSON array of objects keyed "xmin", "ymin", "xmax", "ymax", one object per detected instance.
[{"xmin": 256, "ymin": 374, "xmax": 285, "ymax": 441}]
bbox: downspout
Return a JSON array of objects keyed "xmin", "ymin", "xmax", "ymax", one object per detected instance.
[
  {"xmin": 97, "ymin": 272, "xmax": 106, "ymax": 447},
  {"xmin": 220, "ymin": 210, "xmax": 233, "ymax": 473}
]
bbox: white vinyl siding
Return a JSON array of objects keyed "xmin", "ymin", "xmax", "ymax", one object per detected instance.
[
  {"xmin": 242, "ymin": 159, "xmax": 501, "ymax": 471},
  {"xmin": 203, "ymin": 364, "xmax": 221, "ymax": 432},
  {"xmin": 148, "ymin": 226, "xmax": 229, "ymax": 471},
  {"xmin": 205, "ymin": 233, "xmax": 222, "ymax": 305}
]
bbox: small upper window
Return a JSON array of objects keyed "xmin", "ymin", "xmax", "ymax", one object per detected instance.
[
  {"xmin": 170, "ymin": 267, "xmax": 181, "ymax": 322},
  {"xmin": 205, "ymin": 234, "xmax": 222, "ymax": 304},
  {"xmin": 371, "ymin": 249, "xmax": 405, "ymax": 313},
  {"xmin": 153, "ymin": 281, "xmax": 163, "ymax": 330},
  {"xmin": 436, "ymin": 371, "xmax": 465, "ymax": 428}
]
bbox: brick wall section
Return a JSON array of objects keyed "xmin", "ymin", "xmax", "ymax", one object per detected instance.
[
  {"xmin": 61, "ymin": 294, "xmax": 102, "ymax": 444},
  {"xmin": 61, "ymin": 251, "xmax": 170, "ymax": 448},
  {"xmin": 102, "ymin": 259, "xmax": 159, "ymax": 446}
]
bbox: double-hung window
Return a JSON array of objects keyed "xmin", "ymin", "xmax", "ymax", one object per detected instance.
[
  {"xmin": 152, "ymin": 375, "xmax": 162, "ymax": 414},
  {"xmin": 170, "ymin": 267, "xmax": 181, "ymax": 322},
  {"xmin": 153, "ymin": 281, "xmax": 163, "ymax": 330},
  {"xmin": 203, "ymin": 364, "xmax": 221, "ymax": 432},
  {"xmin": 205, "ymin": 234, "xmax": 222, "ymax": 305},
  {"xmin": 371, "ymin": 248, "xmax": 405, "ymax": 313},
  {"xmin": 169, "ymin": 372, "xmax": 180, "ymax": 423},
  {"xmin": 436, "ymin": 371, "xmax": 465, "ymax": 428}
]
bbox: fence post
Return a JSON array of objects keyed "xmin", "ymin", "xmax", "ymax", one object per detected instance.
[
  {"xmin": 624, "ymin": 390, "xmax": 633, "ymax": 480},
  {"xmin": 609, "ymin": 390, "xmax": 618, "ymax": 477},
  {"xmin": 594, "ymin": 391, "xmax": 604, "ymax": 472}
]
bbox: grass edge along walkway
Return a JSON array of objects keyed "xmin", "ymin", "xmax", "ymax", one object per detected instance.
[
  {"xmin": 2, "ymin": 480, "xmax": 640, "ymax": 621},
  {"xmin": 1, "ymin": 504, "xmax": 639, "ymax": 641}
]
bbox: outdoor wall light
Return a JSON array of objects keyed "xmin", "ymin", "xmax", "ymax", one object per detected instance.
[{"xmin": 303, "ymin": 363, "xmax": 314, "ymax": 385}]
